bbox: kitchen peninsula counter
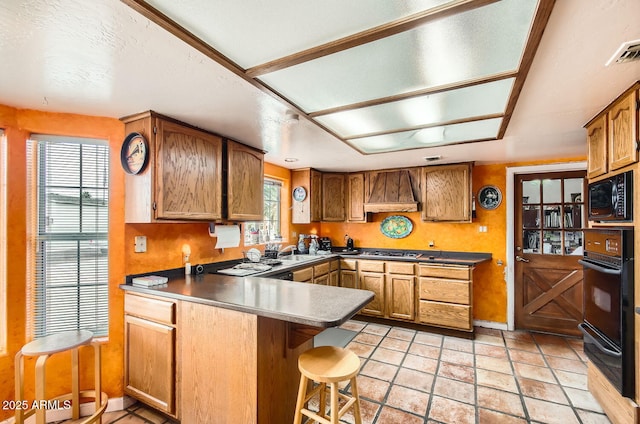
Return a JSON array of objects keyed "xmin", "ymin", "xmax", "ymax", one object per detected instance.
[
  {"xmin": 121, "ymin": 274, "xmax": 373, "ymax": 424},
  {"xmin": 120, "ymin": 273, "xmax": 373, "ymax": 327}
]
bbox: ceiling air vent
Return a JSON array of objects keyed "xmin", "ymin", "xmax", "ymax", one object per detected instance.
[{"xmin": 606, "ymin": 40, "xmax": 640, "ymax": 66}]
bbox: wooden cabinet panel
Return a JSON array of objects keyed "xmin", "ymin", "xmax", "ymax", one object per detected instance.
[
  {"xmin": 125, "ymin": 293, "xmax": 175, "ymax": 325},
  {"xmin": 387, "ymin": 274, "xmax": 415, "ymax": 321},
  {"xmin": 586, "ymin": 114, "xmax": 608, "ymax": 179},
  {"xmin": 422, "ymin": 163, "xmax": 472, "ymax": 222},
  {"xmin": 340, "ymin": 270, "xmax": 358, "ymax": 289},
  {"xmin": 293, "ymin": 267, "xmax": 313, "ymax": 283},
  {"xmin": 314, "ymin": 274, "xmax": 329, "ymax": 286},
  {"xmin": 387, "ymin": 261, "xmax": 415, "ymax": 275},
  {"xmin": 360, "ymin": 272, "xmax": 385, "ymax": 316},
  {"xmin": 418, "ymin": 264, "xmax": 471, "ymax": 280},
  {"xmin": 313, "ymin": 262, "xmax": 330, "ymax": 277},
  {"xmin": 341, "ymin": 259, "xmax": 357, "ymax": 271},
  {"xmin": 359, "ymin": 260, "xmax": 385, "ymax": 273},
  {"xmin": 608, "ymin": 88, "xmax": 639, "ymax": 171},
  {"xmin": 329, "ymin": 270, "xmax": 339, "ymax": 287},
  {"xmin": 124, "ymin": 314, "xmax": 176, "ymax": 416},
  {"xmin": 330, "ymin": 259, "xmax": 339, "ymax": 272},
  {"xmin": 322, "ymin": 173, "xmax": 345, "ymax": 221},
  {"xmin": 291, "ymin": 168, "xmax": 322, "ymax": 223},
  {"xmin": 156, "ymin": 120, "xmax": 223, "ymax": 220},
  {"xmin": 226, "ymin": 140, "xmax": 264, "ymax": 221},
  {"xmin": 418, "ymin": 300, "xmax": 472, "ymax": 330},
  {"xmin": 419, "ymin": 278, "xmax": 470, "ymax": 304},
  {"xmin": 347, "ymin": 173, "xmax": 366, "ymax": 222}
]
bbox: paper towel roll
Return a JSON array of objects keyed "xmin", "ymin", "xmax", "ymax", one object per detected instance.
[{"xmin": 211, "ymin": 224, "xmax": 241, "ymax": 249}]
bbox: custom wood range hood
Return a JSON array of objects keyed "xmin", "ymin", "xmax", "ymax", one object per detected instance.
[{"xmin": 364, "ymin": 170, "xmax": 419, "ymax": 213}]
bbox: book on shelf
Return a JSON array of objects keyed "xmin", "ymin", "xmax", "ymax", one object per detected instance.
[{"xmin": 131, "ymin": 275, "xmax": 168, "ymax": 287}]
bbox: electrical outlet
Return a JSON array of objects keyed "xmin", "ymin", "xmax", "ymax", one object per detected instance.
[
  {"xmin": 428, "ymin": 240, "xmax": 435, "ymax": 248},
  {"xmin": 134, "ymin": 236, "xmax": 147, "ymax": 253}
]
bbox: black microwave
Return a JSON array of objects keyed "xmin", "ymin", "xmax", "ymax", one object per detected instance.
[{"xmin": 588, "ymin": 170, "xmax": 633, "ymax": 222}]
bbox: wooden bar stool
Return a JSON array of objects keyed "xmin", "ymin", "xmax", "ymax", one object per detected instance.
[
  {"xmin": 293, "ymin": 345, "xmax": 362, "ymax": 424},
  {"xmin": 14, "ymin": 330, "xmax": 108, "ymax": 424}
]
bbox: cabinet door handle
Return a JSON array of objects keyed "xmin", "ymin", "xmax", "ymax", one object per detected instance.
[{"xmin": 515, "ymin": 255, "xmax": 530, "ymax": 263}]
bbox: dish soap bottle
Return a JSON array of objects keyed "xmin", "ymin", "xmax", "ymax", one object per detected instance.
[
  {"xmin": 297, "ymin": 234, "xmax": 308, "ymax": 254},
  {"xmin": 309, "ymin": 235, "xmax": 319, "ymax": 255}
]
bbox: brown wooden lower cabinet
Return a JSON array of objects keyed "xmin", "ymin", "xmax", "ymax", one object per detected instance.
[
  {"xmin": 387, "ymin": 273, "xmax": 415, "ymax": 321},
  {"xmin": 418, "ymin": 264, "xmax": 474, "ymax": 331},
  {"xmin": 125, "ymin": 292, "xmax": 315, "ymax": 423},
  {"xmin": 124, "ymin": 293, "xmax": 178, "ymax": 418},
  {"xmin": 359, "ymin": 272, "xmax": 386, "ymax": 316},
  {"xmin": 339, "ymin": 259, "xmax": 473, "ymax": 331},
  {"xmin": 418, "ymin": 300, "xmax": 472, "ymax": 330}
]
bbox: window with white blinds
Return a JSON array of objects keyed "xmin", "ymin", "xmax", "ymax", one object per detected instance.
[
  {"xmin": 27, "ymin": 135, "xmax": 109, "ymax": 338},
  {"xmin": 0, "ymin": 129, "xmax": 6, "ymax": 353},
  {"xmin": 244, "ymin": 179, "xmax": 282, "ymax": 245}
]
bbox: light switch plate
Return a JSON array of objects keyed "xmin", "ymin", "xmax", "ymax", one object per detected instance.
[{"xmin": 134, "ymin": 236, "xmax": 147, "ymax": 253}]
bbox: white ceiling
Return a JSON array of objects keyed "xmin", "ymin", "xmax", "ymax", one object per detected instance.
[{"xmin": 1, "ymin": 0, "xmax": 639, "ymax": 172}]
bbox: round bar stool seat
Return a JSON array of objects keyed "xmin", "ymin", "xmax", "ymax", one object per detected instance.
[
  {"xmin": 15, "ymin": 330, "xmax": 108, "ymax": 424},
  {"xmin": 293, "ymin": 346, "xmax": 362, "ymax": 424}
]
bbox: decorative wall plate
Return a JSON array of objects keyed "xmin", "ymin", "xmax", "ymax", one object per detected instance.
[
  {"xmin": 380, "ymin": 215, "xmax": 413, "ymax": 239},
  {"xmin": 478, "ymin": 185, "xmax": 502, "ymax": 210},
  {"xmin": 292, "ymin": 186, "xmax": 307, "ymax": 202}
]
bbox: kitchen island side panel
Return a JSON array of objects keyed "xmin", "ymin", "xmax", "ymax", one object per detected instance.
[
  {"xmin": 180, "ymin": 301, "xmax": 258, "ymax": 424},
  {"xmin": 179, "ymin": 300, "xmax": 311, "ymax": 424}
]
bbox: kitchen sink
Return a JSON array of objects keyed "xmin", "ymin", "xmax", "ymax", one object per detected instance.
[{"xmin": 279, "ymin": 254, "xmax": 323, "ymax": 262}]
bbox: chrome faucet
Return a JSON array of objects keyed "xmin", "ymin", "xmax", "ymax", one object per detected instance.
[{"xmin": 277, "ymin": 245, "xmax": 297, "ymax": 258}]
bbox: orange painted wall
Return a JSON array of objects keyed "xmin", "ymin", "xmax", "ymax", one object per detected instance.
[
  {"xmin": 0, "ymin": 105, "xmax": 125, "ymax": 421},
  {"xmin": 293, "ymin": 159, "xmax": 586, "ymax": 325}
]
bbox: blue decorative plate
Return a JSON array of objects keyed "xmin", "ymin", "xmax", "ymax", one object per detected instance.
[{"xmin": 380, "ymin": 215, "xmax": 413, "ymax": 239}]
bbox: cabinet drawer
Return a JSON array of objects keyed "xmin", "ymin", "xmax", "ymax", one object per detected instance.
[
  {"xmin": 341, "ymin": 259, "xmax": 357, "ymax": 271},
  {"xmin": 418, "ymin": 300, "xmax": 472, "ymax": 331},
  {"xmin": 419, "ymin": 278, "xmax": 470, "ymax": 304},
  {"xmin": 313, "ymin": 262, "xmax": 330, "ymax": 277},
  {"xmin": 330, "ymin": 259, "xmax": 339, "ymax": 272},
  {"xmin": 418, "ymin": 264, "xmax": 471, "ymax": 280},
  {"xmin": 387, "ymin": 262, "xmax": 415, "ymax": 275},
  {"xmin": 125, "ymin": 293, "xmax": 176, "ymax": 325},
  {"xmin": 359, "ymin": 260, "xmax": 385, "ymax": 273},
  {"xmin": 293, "ymin": 267, "xmax": 313, "ymax": 282}
]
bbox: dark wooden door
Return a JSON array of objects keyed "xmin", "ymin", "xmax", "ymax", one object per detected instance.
[{"xmin": 514, "ymin": 171, "xmax": 586, "ymax": 336}]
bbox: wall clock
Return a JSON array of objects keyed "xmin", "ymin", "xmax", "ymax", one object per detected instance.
[
  {"xmin": 292, "ymin": 186, "xmax": 307, "ymax": 202},
  {"xmin": 478, "ymin": 185, "xmax": 502, "ymax": 210},
  {"xmin": 120, "ymin": 132, "xmax": 149, "ymax": 175}
]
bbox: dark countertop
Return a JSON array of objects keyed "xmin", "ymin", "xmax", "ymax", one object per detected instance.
[
  {"xmin": 257, "ymin": 249, "xmax": 492, "ymax": 276},
  {"xmin": 120, "ymin": 249, "xmax": 490, "ymax": 328},
  {"xmin": 120, "ymin": 273, "xmax": 374, "ymax": 328}
]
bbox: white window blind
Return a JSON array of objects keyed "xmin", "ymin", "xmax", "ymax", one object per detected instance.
[
  {"xmin": 27, "ymin": 135, "xmax": 109, "ymax": 338},
  {"xmin": 0, "ymin": 129, "xmax": 6, "ymax": 353}
]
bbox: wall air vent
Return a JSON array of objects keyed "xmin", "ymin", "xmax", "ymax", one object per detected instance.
[{"xmin": 606, "ymin": 40, "xmax": 640, "ymax": 66}]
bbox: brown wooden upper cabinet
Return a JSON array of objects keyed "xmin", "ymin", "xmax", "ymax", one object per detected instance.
[
  {"xmin": 121, "ymin": 111, "xmax": 223, "ymax": 223},
  {"xmin": 586, "ymin": 114, "xmax": 608, "ymax": 179},
  {"xmin": 291, "ymin": 168, "xmax": 322, "ymax": 223},
  {"xmin": 347, "ymin": 173, "xmax": 366, "ymax": 222},
  {"xmin": 586, "ymin": 82, "xmax": 639, "ymax": 179},
  {"xmin": 322, "ymin": 173, "xmax": 346, "ymax": 221},
  {"xmin": 421, "ymin": 163, "xmax": 472, "ymax": 222},
  {"xmin": 225, "ymin": 140, "xmax": 264, "ymax": 221}
]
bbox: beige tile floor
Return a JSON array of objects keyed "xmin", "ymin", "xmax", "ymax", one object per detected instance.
[{"xmin": 58, "ymin": 319, "xmax": 611, "ymax": 424}]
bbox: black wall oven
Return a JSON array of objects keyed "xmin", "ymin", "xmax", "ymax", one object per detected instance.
[{"xmin": 578, "ymin": 228, "xmax": 634, "ymax": 397}]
